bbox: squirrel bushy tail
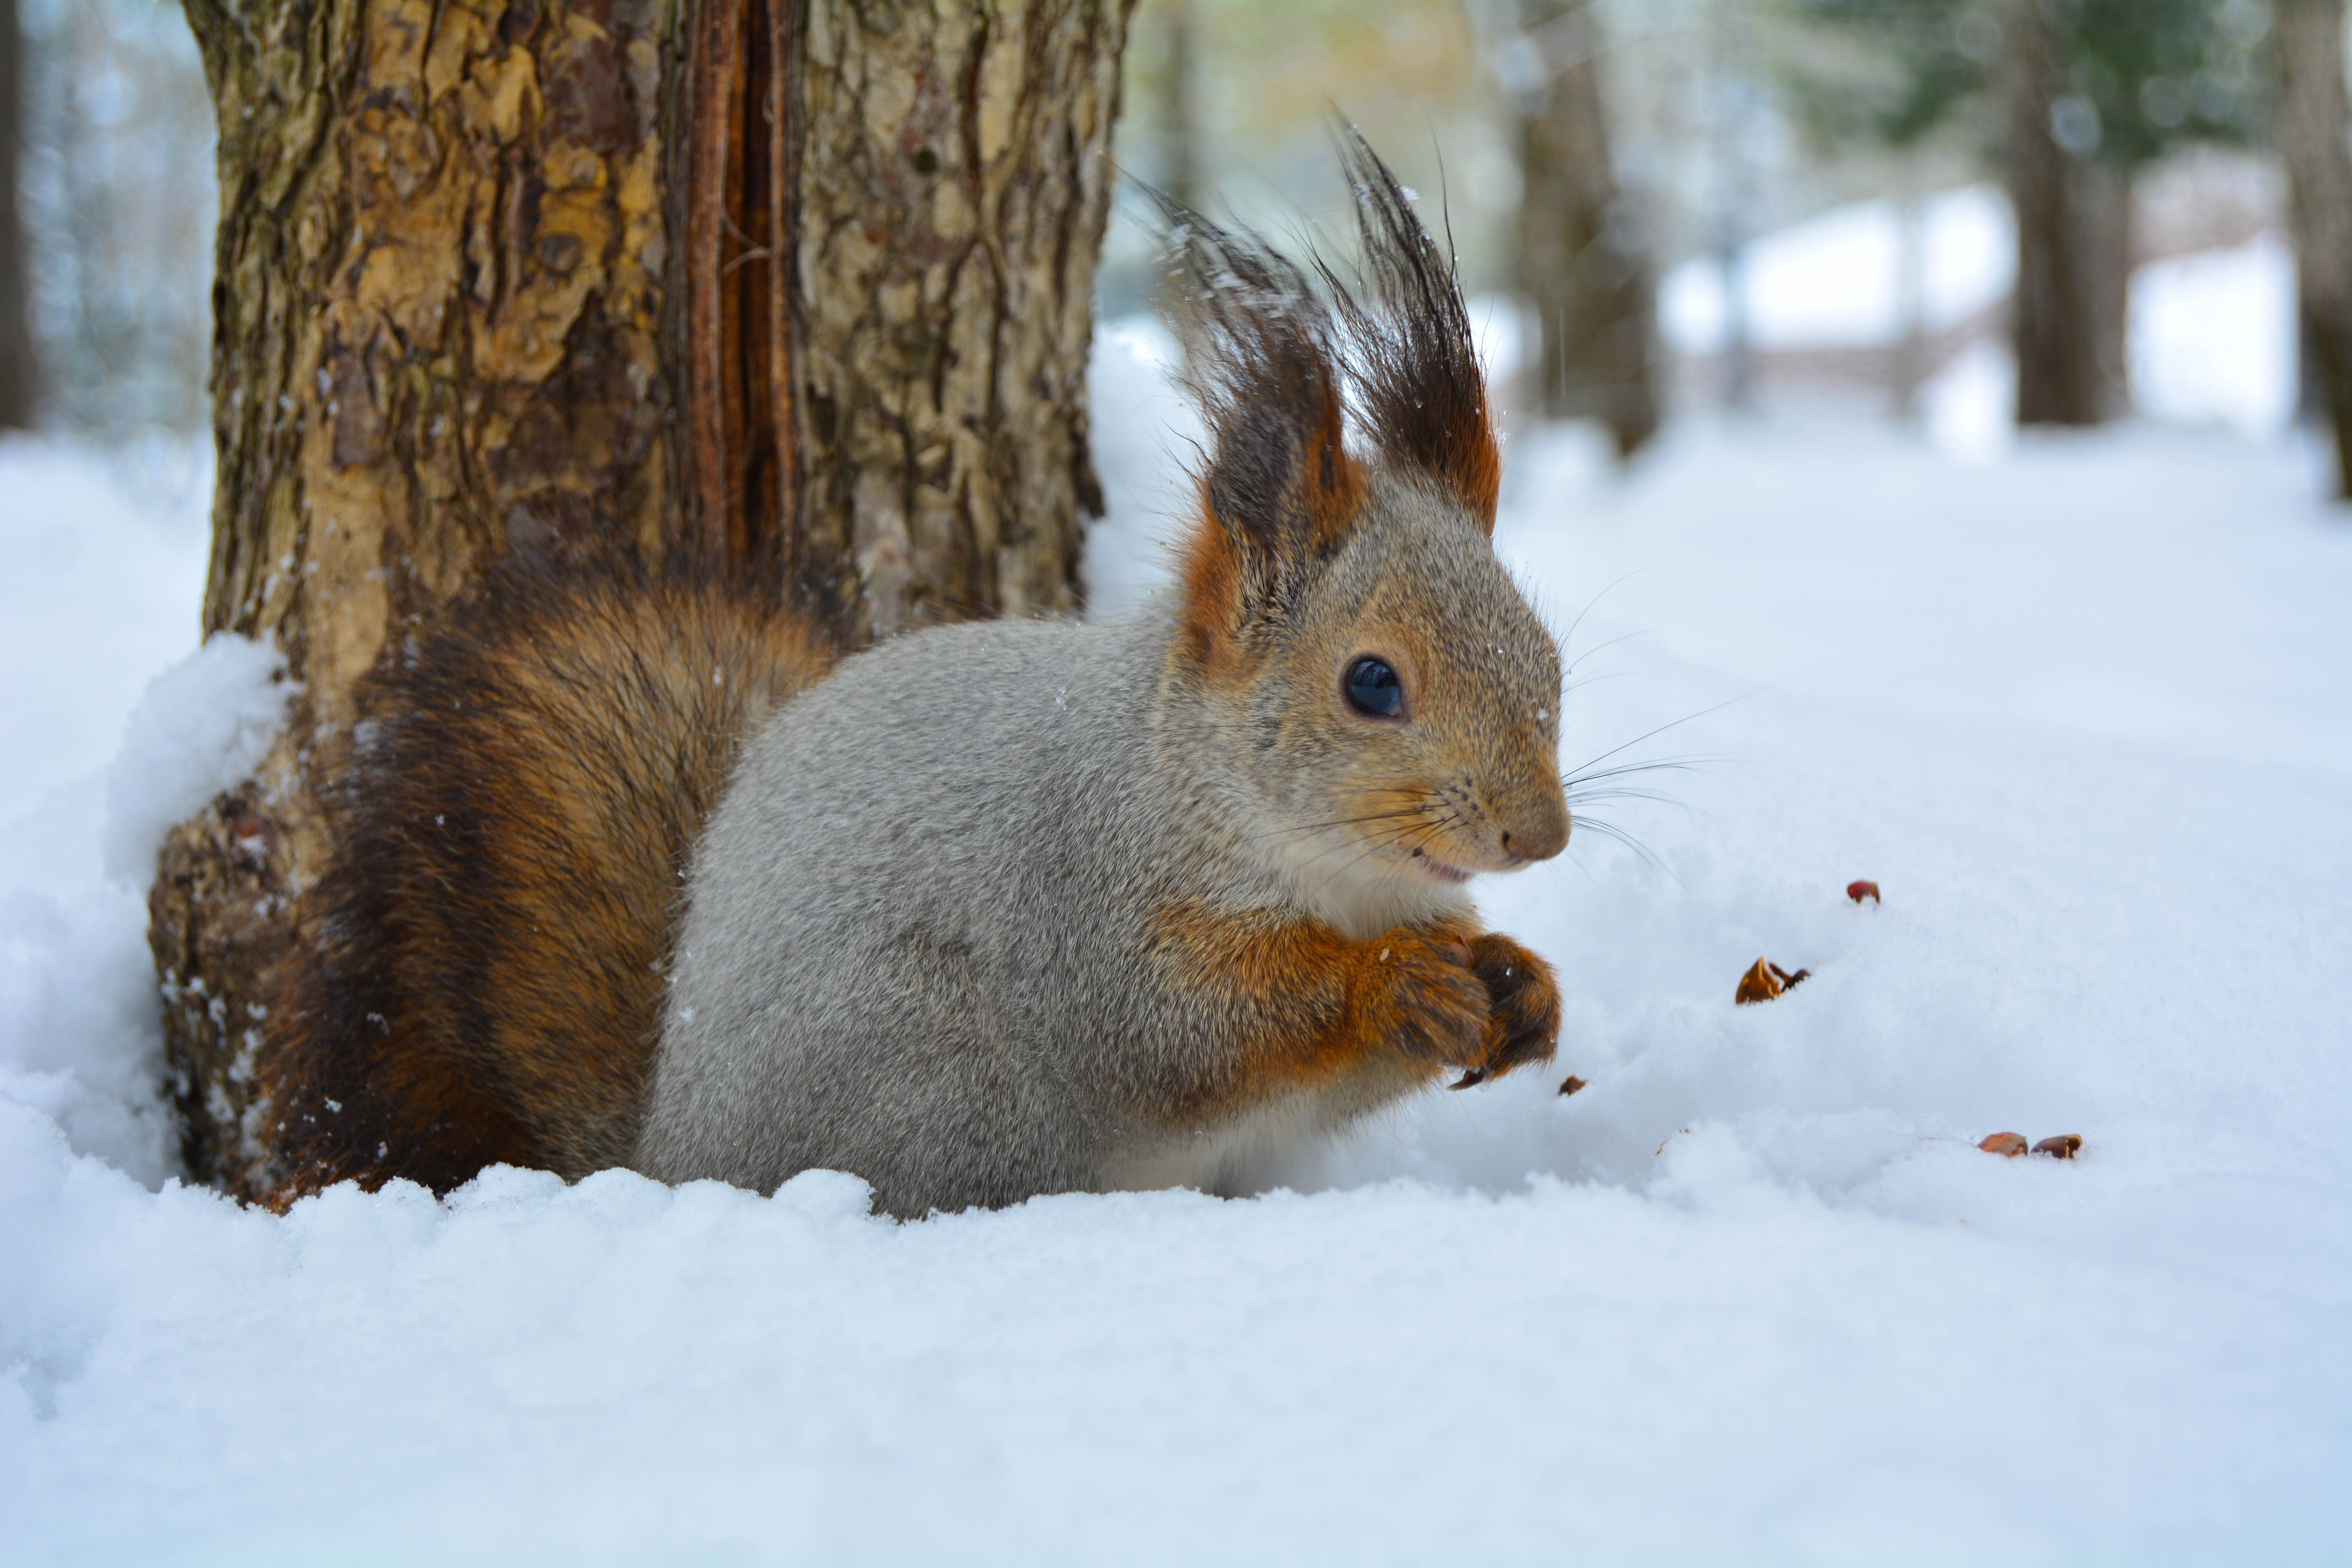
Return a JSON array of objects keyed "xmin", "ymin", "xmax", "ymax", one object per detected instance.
[{"xmin": 261, "ymin": 565, "xmax": 829, "ymax": 1196}]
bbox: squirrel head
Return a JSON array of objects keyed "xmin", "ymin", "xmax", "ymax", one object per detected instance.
[{"xmin": 1156, "ymin": 132, "xmax": 1568, "ymax": 935}]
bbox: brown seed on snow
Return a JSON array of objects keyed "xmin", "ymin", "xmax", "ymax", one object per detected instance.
[
  {"xmin": 1978, "ymin": 1132, "xmax": 2029, "ymax": 1157},
  {"xmin": 2032, "ymin": 1134, "xmax": 2083, "ymax": 1160},
  {"xmin": 1735, "ymin": 958, "xmax": 1812, "ymax": 1005},
  {"xmin": 1558, "ymin": 1075, "xmax": 1588, "ymax": 1098},
  {"xmin": 1847, "ymin": 880, "xmax": 1881, "ymax": 904}
]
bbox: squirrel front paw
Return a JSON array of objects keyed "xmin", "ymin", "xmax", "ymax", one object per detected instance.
[
  {"xmin": 1357, "ymin": 928, "xmax": 1492, "ymax": 1069},
  {"xmin": 1463, "ymin": 933, "xmax": 1561, "ymax": 1082}
]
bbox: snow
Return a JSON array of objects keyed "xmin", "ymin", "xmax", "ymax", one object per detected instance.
[
  {"xmin": 1661, "ymin": 185, "xmax": 2015, "ymax": 353},
  {"xmin": 100, "ymin": 632, "xmax": 291, "ymax": 882},
  {"xmin": 1080, "ymin": 316, "xmax": 1201, "ymax": 619},
  {"xmin": 5, "ymin": 333, "xmax": 2352, "ymax": 1559},
  {"xmin": 0, "ymin": 433, "xmax": 214, "ymax": 826},
  {"xmin": 2132, "ymin": 232, "xmax": 2300, "ymax": 436},
  {"xmin": 0, "ymin": 788, "xmax": 181, "ymax": 1187}
]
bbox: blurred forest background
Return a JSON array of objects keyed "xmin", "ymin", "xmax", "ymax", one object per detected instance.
[{"xmin": 2, "ymin": 0, "xmax": 2347, "ymax": 488}]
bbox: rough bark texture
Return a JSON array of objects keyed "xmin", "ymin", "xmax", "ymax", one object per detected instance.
[
  {"xmin": 790, "ymin": 0, "xmax": 1124, "ymax": 639},
  {"xmin": 2277, "ymin": 0, "xmax": 2352, "ymax": 498},
  {"xmin": 1999, "ymin": 0, "xmax": 2125, "ymax": 426},
  {"xmin": 156, "ymin": 0, "xmax": 1133, "ymax": 1196},
  {"xmin": 157, "ymin": 0, "xmax": 682, "ymax": 1193},
  {"xmin": 0, "ymin": 0, "xmax": 32, "ymax": 429},
  {"xmin": 672, "ymin": 0, "xmax": 1128, "ymax": 645},
  {"xmin": 1512, "ymin": 0, "xmax": 1655, "ymax": 457}
]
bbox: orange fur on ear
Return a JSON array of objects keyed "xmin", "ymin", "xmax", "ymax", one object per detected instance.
[
  {"xmin": 1155, "ymin": 198, "xmax": 1365, "ymax": 673},
  {"xmin": 1298, "ymin": 365, "xmax": 1366, "ymax": 556},
  {"xmin": 1174, "ymin": 484, "xmax": 1244, "ymax": 675},
  {"xmin": 1324, "ymin": 128, "xmax": 1502, "ymax": 533},
  {"xmin": 1156, "ymin": 130, "xmax": 1503, "ymax": 671}
]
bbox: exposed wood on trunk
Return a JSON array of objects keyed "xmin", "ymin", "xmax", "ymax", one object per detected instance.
[
  {"xmin": 158, "ymin": 0, "xmax": 1134, "ymax": 1196},
  {"xmin": 1513, "ymin": 0, "xmax": 1655, "ymax": 457},
  {"xmin": 672, "ymin": 0, "xmax": 1130, "ymax": 646},
  {"xmin": 2277, "ymin": 0, "xmax": 2352, "ymax": 499},
  {"xmin": 0, "ymin": 0, "xmax": 33, "ymax": 429},
  {"xmin": 674, "ymin": 0, "xmax": 800, "ymax": 583}
]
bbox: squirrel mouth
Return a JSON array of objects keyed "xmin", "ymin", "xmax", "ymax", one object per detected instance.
[{"xmin": 1408, "ymin": 848, "xmax": 1473, "ymax": 883}]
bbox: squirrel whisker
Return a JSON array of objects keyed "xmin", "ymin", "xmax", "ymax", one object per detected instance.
[
  {"xmin": 1559, "ymin": 699, "xmax": 1747, "ymax": 785},
  {"xmin": 1245, "ymin": 804, "xmax": 1443, "ymax": 844}
]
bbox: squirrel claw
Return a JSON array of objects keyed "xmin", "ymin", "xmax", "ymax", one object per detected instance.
[{"xmin": 1448, "ymin": 1067, "xmax": 1488, "ymax": 1091}]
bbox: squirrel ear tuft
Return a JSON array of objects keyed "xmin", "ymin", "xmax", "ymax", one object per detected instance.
[
  {"xmin": 1322, "ymin": 128, "xmax": 1501, "ymax": 534},
  {"xmin": 1154, "ymin": 198, "xmax": 1363, "ymax": 658}
]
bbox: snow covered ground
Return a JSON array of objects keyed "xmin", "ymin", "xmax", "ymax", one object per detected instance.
[{"xmin": 7, "ymin": 330, "xmax": 2352, "ymax": 1558}]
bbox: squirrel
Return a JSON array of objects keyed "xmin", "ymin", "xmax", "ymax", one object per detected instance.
[{"xmin": 259, "ymin": 134, "xmax": 1570, "ymax": 1218}]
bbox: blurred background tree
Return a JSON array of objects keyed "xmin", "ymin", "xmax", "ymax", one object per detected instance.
[
  {"xmin": 1782, "ymin": 0, "xmax": 2272, "ymax": 427},
  {"xmin": 0, "ymin": 0, "xmax": 31, "ymax": 430},
  {"xmin": 1505, "ymin": 0, "xmax": 1662, "ymax": 457},
  {"xmin": 11, "ymin": 0, "xmax": 213, "ymax": 436},
  {"xmin": 9, "ymin": 0, "xmax": 2346, "ymax": 486},
  {"xmin": 2274, "ymin": 0, "xmax": 2352, "ymax": 495}
]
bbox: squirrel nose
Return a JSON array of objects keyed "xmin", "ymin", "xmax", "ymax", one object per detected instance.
[{"xmin": 1501, "ymin": 794, "xmax": 1570, "ymax": 864}]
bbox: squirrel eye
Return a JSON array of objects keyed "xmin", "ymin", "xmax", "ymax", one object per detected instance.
[{"xmin": 1343, "ymin": 655, "xmax": 1405, "ymax": 720}]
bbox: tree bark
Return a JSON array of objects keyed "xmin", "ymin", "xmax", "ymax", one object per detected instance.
[
  {"xmin": 2000, "ymin": 0, "xmax": 2122, "ymax": 427},
  {"xmin": 0, "ymin": 0, "xmax": 33, "ymax": 429},
  {"xmin": 2277, "ymin": 0, "xmax": 2352, "ymax": 498},
  {"xmin": 155, "ymin": 0, "xmax": 1134, "ymax": 1196},
  {"xmin": 790, "ymin": 1, "xmax": 1123, "ymax": 637},
  {"xmin": 1513, "ymin": 0, "xmax": 1656, "ymax": 457}
]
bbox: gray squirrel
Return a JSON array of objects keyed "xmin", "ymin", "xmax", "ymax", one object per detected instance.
[{"xmin": 261, "ymin": 134, "xmax": 1570, "ymax": 1216}]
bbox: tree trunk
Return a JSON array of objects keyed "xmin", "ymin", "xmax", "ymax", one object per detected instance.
[
  {"xmin": 2277, "ymin": 0, "xmax": 2352, "ymax": 499},
  {"xmin": 1705, "ymin": 4, "xmax": 1754, "ymax": 414},
  {"xmin": 2000, "ymin": 0, "xmax": 2119, "ymax": 427},
  {"xmin": 1147, "ymin": 0, "xmax": 1200, "ymax": 216},
  {"xmin": 1514, "ymin": 0, "xmax": 1655, "ymax": 456},
  {"xmin": 1891, "ymin": 187, "xmax": 1924, "ymax": 421},
  {"xmin": 2080, "ymin": 159, "xmax": 2133, "ymax": 418},
  {"xmin": 154, "ymin": 0, "xmax": 1135, "ymax": 1197},
  {"xmin": 0, "ymin": 0, "xmax": 32, "ymax": 429},
  {"xmin": 2299, "ymin": 298, "xmax": 2329, "ymax": 425}
]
